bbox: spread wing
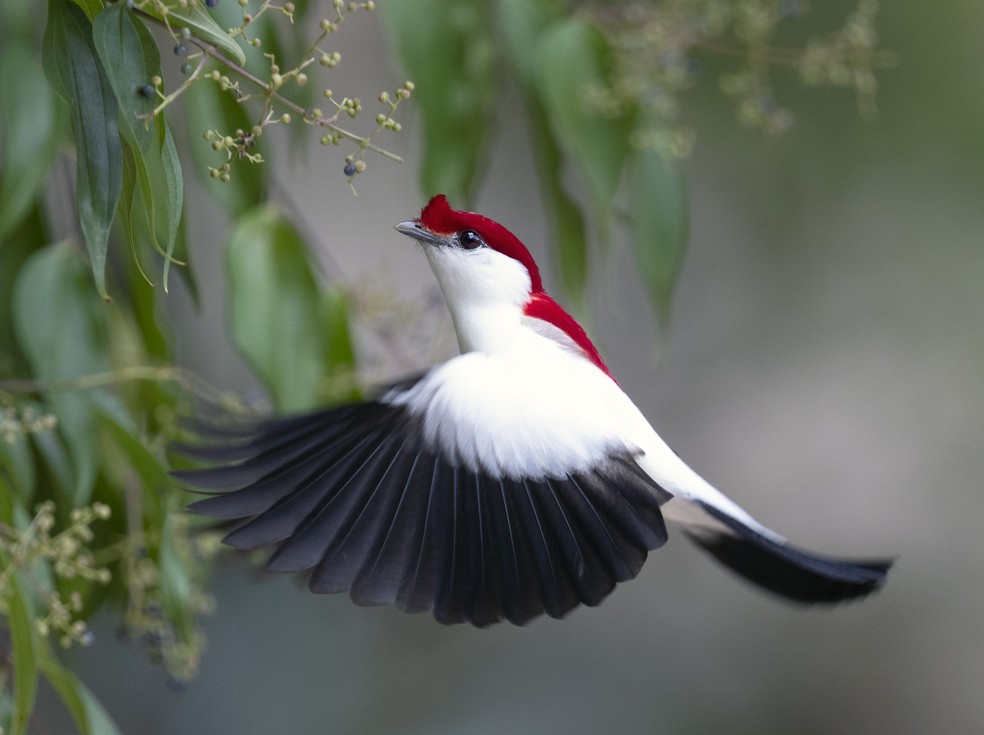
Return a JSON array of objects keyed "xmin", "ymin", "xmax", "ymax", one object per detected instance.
[{"xmin": 173, "ymin": 376, "xmax": 671, "ymax": 627}]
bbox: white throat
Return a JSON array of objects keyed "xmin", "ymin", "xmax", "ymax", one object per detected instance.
[{"xmin": 423, "ymin": 244, "xmax": 533, "ymax": 355}]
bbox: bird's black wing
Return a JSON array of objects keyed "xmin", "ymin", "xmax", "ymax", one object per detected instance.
[{"xmin": 172, "ymin": 395, "xmax": 670, "ymax": 627}]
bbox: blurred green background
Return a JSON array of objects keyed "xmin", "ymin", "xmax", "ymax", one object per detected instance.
[{"xmin": 28, "ymin": 0, "xmax": 984, "ymax": 732}]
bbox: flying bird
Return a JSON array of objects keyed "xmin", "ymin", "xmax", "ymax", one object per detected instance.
[{"xmin": 174, "ymin": 195, "xmax": 892, "ymax": 626}]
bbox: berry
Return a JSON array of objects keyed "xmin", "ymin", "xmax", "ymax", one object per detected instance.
[
  {"xmin": 180, "ymin": 62, "xmax": 193, "ymax": 75},
  {"xmin": 343, "ymin": 163, "xmax": 356, "ymax": 177},
  {"xmin": 137, "ymin": 83, "xmax": 154, "ymax": 98},
  {"xmin": 206, "ymin": 0, "xmax": 219, "ymax": 7},
  {"xmin": 174, "ymin": 43, "xmax": 187, "ymax": 56}
]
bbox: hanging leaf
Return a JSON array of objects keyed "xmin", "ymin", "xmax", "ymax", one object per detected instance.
[
  {"xmin": 226, "ymin": 206, "xmax": 354, "ymax": 412},
  {"xmin": 498, "ymin": 0, "xmax": 565, "ymax": 87},
  {"xmin": 319, "ymin": 285, "xmax": 358, "ymax": 400},
  {"xmin": 5, "ymin": 572, "xmax": 39, "ymax": 735},
  {"xmin": 499, "ymin": 0, "xmax": 589, "ymax": 305},
  {"xmin": 628, "ymin": 146, "xmax": 688, "ymax": 327},
  {"xmin": 92, "ymin": 2, "xmax": 161, "ymax": 153},
  {"xmin": 0, "ymin": 42, "xmax": 62, "ymax": 243},
  {"xmin": 536, "ymin": 18, "xmax": 632, "ymax": 235},
  {"xmin": 38, "ymin": 650, "xmax": 123, "ymax": 735},
  {"xmin": 383, "ymin": 0, "xmax": 497, "ymax": 205},
  {"xmin": 148, "ymin": 2, "xmax": 247, "ymax": 65},
  {"xmin": 12, "ymin": 243, "xmax": 112, "ymax": 504},
  {"xmin": 121, "ymin": 118, "xmax": 184, "ymax": 290},
  {"xmin": 159, "ymin": 122, "xmax": 184, "ymax": 291},
  {"xmin": 69, "ymin": 0, "xmax": 104, "ymax": 21},
  {"xmin": 42, "ymin": 0, "xmax": 122, "ymax": 300}
]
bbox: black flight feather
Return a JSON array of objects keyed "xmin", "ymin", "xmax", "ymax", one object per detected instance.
[{"xmin": 174, "ymin": 393, "xmax": 671, "ymax": 626}]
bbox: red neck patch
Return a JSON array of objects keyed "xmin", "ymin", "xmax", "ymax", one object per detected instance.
[{"xmin": 524, "ymin": 293, "xmax": 615, "ymax": 381}]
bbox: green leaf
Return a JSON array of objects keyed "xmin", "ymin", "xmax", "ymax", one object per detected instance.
[
  {"xmin": 497, "ymin": 0, "xmax": 565, "ymax": 86},
  {"xmin": 0, "ymin": 206, "xmax": 46, "ymax": 379},
  {"xmin": 383, "ymin": 0, "xmax": 497, "ymax": 205},
  {"xmin": 226, "ymin": 206, "xmax": 350, "ymax": 412},
  {"xmin": 121, "ymin": 118, "xmax": 184, "ymax": 288},
  {"xmin": 92, "ymin": 3, "xmax": 185, "ymax": 288},
  {"xmin": 159, "ymin": 122, "xmax": 184, "ymax": 291},
  {"xmin": 319, "ymin": 286, "xmax": 358, "ymax": 400},
  {"xmin": 0, "ymin": 428, "xmax": 35, "ymax": 504},
  {"xmin": 118, "ymin": 139, "xmax": 145, "ymax": 277},
  {"xmin": 529, "ymin": 100, "xmax": 588, "ymax": 304},
  {"xmin": 183, "ymin": 68, "xmax": 265, "ymax": 216},
  {"xmin": 12, "ymin": 243, "xmax": 111, "ymax": 503},
  {"xmin": 38, "ymin": 649, "xmax": 123, "ymax": 735},
  {"xmin": 169, "ymin": 209, "xmax": 198, "ymax": 303},
  {"xmin": 158, "ymin": 511, "xmax": 196, "ymax": 638},
  {"xmin": 69, "ymin": 0, "xmax": 106, "ymax": 21},
  {"xmin": 150, "ymin": 2, "xmax": 246, "ymax": 65},
  {"xmin": 628, "ymin": 146, "xmax": 688, "ymax": 327},
  {"xmin": 98, "ymin": 411, "xmax": 170, "ymax": 524},
  {"xmin": 536, "ymin": 18, "xmax": 632, "ymax": 232},
  {"xmin": 92, "ymin": 2, "xmax": 160, "ymax": 152},
  {"xmin": 6, "ymin": 572, "xmax": 39, "ymax": 735},
  {"xmin": 499, "ymin": 0, "xmax": 589, "ymax": 304},
  {"xmin": 42, "ymin": 0, "xmax": 123, "ymax": 300},
  {"xmin": 0, "ymin": 42, "xmax": 62, "ymax": 242}
]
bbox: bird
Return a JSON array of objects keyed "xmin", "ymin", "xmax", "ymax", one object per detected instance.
[{"xmin": 173, "ymin": 194, "xmax": 892, "ymax": 627}]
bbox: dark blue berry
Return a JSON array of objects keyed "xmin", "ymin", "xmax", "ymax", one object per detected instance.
[
  {"xmin": 343, "ymin": 163, "xmax": 356, "ymax": 177},
  {"xmin": 206, "ymin": 0, "xmax": 219, "ymax": 6},
  {"xmin": 180, "ymin": 62, "xmax": 193, "ymax": 75},
  {"xmin": 174, "ymin": 43, "xmax": 187, "ymax": 56},
  {"xmin": 137, "ymin": 84, "xmax": 154, "ymax": 98}
]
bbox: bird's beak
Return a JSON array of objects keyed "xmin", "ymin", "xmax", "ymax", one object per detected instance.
[{"xmin": 394, "ymin": 220, "xmax": 445, "ymax": 246}]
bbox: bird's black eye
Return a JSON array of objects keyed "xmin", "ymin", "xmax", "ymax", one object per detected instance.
[{"xmin": 458, "ymin": 230, "xmax": 483, "ymax": 250}]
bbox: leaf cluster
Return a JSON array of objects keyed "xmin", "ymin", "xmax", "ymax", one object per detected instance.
[
  {"xmin": 0, "ymin": 0, "xmax": 376, "ymax": 731},
  {"xmin": 384, "ymin": 0, "xmax": 890, "ymax": 324}
]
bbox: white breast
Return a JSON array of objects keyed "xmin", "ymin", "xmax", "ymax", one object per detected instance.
[{"xmin": 384, "ymin": 335, "xmax": 638, "ymax": 480}]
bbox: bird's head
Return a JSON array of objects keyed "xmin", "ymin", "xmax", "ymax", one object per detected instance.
[
  {"xmin": 396, "ymin": 195, "xmax": 612, "ymax": 375},
  {"xmin": 395, "ymin": 195, "xmax": 543, "ymax": 313}
]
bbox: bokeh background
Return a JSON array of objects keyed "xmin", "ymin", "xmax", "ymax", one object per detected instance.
[{"xmin": 41, "ymin": 1, "xmax": 984, "ymax": 732}]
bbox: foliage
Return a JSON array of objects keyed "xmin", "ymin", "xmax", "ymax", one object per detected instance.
[
  {"xmin": 386, "ymin": 0, "xmax": 891, "ymax": 315},
  {"xmin": 0, "ymin": 0, "xmax": 887, "ymax": 731},
  {"xmin": 0, "ymin": 0, "xmax": 398, "ymax": 731}
]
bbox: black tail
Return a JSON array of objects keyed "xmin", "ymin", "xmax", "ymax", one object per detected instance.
[{"xmin": 685, "ymin": 501, "xmax": 892, "ymax": 604}]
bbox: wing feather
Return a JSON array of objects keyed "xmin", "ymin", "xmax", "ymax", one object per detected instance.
[{"xmin": 175, "ymin": 392, "xmax": 673, "ymax": 625}]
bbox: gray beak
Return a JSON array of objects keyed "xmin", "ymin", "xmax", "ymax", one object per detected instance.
[{"xmin": 394, "ymin": 220, "xmax": 445, "ymax": 246}]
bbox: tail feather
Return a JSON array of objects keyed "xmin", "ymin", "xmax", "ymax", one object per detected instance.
[{"xmin": 684, "ymin": 500, "xmax": 892, "ymax": 604}]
